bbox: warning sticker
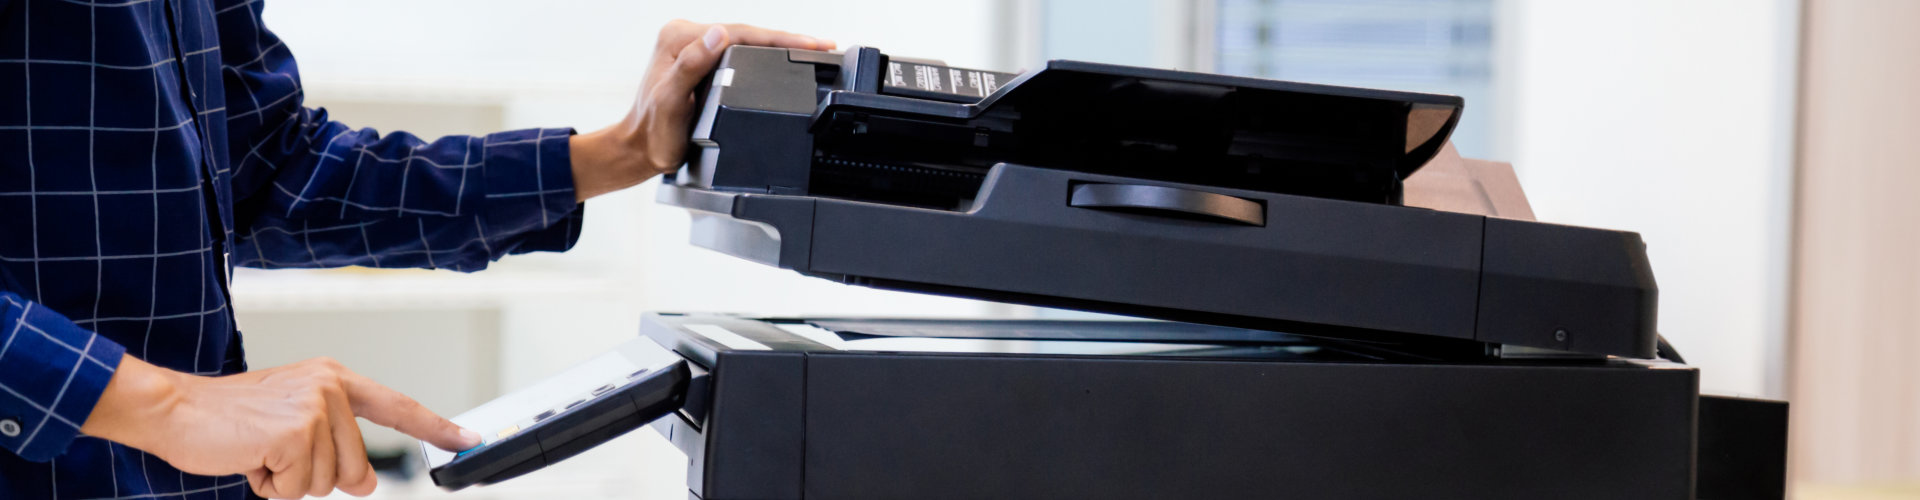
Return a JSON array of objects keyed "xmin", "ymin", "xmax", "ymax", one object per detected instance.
[{"xmin": 883, "ymin": 61, "xmax": 1017, "ymax": 101}]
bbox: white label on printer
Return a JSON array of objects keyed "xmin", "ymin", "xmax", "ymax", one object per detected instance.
[
  {"xmin": 914, "ymin": 63, "xmax": 942, "ymax": 91},
  {"xmin": 885, "ymin": 61, "xmax": 1015, "ymax": 99},
  {"xmin": 686, "ymin": 324, "xmax": 770, "ymax": 351}
]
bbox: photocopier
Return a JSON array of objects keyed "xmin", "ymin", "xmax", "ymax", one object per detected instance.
[{"xmin": 426, "ymin": 45, "xmax": 1791, "ymax": 499}]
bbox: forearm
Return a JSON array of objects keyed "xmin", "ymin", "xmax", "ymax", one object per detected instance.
[{"xmin": 570, "ymin": 124, "xmax": 658, "ymax": 202}]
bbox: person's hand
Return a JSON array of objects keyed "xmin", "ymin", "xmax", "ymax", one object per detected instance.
[
  {"xmin": 82, "ymin": 355, "xmax": 480, "ymax": 499},
  {"xmin": 569, "ymin": 20, "xmax": 835, "ymax": 202}
]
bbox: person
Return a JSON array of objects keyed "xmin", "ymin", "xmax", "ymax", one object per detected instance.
[{"xmin": 0, "ymin": 0, "xmax": 830, "ymax": 497}]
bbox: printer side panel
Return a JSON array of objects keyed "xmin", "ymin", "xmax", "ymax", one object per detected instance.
[
  {"xmin": 1477, "ymin": 217, "xmax": 1661, "ymax": 358},
  {"xmin": 684, "ymin": 47, "xmax": 820, "ymax": 195},
  {"xmin": 642, "ymin": 316, "xmax": 809, "ymax": 500},
  {"xmin": 799, "ymin": 354, "xmax": 1698, "ymax": 500},
  {"xmin": 696, "ymin": 351, "xmax": 807, "ymax": 500}
]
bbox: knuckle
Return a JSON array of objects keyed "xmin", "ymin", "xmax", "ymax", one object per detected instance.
[
  {"xmin": 299, "ymin": 388, "xmax": 329, "ymax": 411},
  {"xmin": 318, "ymin": 382, "xmax": 346, "ymax": 402},
  {"xmin": 671, "ymin": 51, "xmax": 702, "ymax": 69},
  {"xmin": 272, "ymin": 420, "xmax": 301, "ymax": 441},
  {"xmin": 660, "ymin": 19, "xmax": 693, "ymax": 39},
  {"xmin": 314, "ymin": 369, "xmax": 344, "ymax": 389},
  {"xmin": 279, "ymin": 418, "xmax": 316, "ymax": 442}
]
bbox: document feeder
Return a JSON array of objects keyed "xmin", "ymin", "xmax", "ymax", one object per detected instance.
[{"xmin": 666, "ymin": 45, "xmax": 1658, "ymax": 359}]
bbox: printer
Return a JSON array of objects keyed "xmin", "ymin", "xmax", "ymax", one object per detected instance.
[{"xmin": 637, "ymin": 46, "xmax": 1787, "ymax": 499}]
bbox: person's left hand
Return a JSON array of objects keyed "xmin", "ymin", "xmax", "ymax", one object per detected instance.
[{"xmin": 569, "ymin": 21, "xmax": 834, "ymax": 202}]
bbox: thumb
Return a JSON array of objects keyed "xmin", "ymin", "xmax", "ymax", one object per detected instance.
[
  {"xmin": 642, "ymin": 24, "xmax": 730, "ymax": 172},
  {"xmin": 244, "ymin": 469, "xmax": 274, "ymax": 499},
  {"xmin": 654, "ymin": 25, "xmax": 728, "ymax": 106}
]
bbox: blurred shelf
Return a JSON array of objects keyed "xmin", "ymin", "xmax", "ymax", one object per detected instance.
[
  {"xmin": 304, "ymin": 78, "xmax": 633, "ymax": 105},
  {"xmin": 231, "ymin": 268, "xmax": 634, "ymax": 312}
]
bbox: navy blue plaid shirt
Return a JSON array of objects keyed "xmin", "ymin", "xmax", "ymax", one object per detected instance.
[{"xmin": 0, "ymin": 0, "xmax": 585, "ymax": 497}]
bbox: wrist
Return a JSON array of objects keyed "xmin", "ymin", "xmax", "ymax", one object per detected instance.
[
  {"xmin": 80, "ymin": 355, "xmax": 186, "ymax": 451},
  {"xmin": 569, "ymin": 126, "xmax": 654, "ymax": 202}
]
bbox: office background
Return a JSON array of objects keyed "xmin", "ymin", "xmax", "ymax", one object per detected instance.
[{"xmin": 228, "ymin": 0, "xmax": 1912, "ymax": 498}]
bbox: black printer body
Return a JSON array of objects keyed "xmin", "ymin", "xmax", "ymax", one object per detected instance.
[
  {"xmin": 667, "ymin": 46, "xmax": 1657, "ymax": 359},
  {"xmin": 644, "ymin": 46, "xmax": 1787, "ymax": 499},
  {"xmin": 644, "ymin": 314, "xmax": 1728, "ymax": 500}
]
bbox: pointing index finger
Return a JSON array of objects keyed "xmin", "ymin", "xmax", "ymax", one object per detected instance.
[{"xmin": 339, "ymin": 371, "xmax": 480, "ymax": 452}]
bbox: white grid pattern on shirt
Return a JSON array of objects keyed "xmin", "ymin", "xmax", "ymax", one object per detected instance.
[
  {"xmin": 74, "ymin": 478, "xmax": 249, "ymax": 500},
  {"xmin": 18, "ymin": 321, "xmax": 115, "ymax": 371},
  {"xmin": 18, "ymin": 334, "xmax": 98, "ymax": 449},
  {"xmin": 0, "ymin": 301, "xmax": 33, "ymax": 365},
  {"xmin": 2, "ymin": 0, "xmax": 581, "ymax": 497},
  {"xmin": 0, "ymin": 1, "xmax": 240, "ymax": 498}
]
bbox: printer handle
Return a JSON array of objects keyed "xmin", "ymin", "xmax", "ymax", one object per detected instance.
[{"xmin": 1068, "ymin": 183, "xmax": 1266, "ymax": 226}]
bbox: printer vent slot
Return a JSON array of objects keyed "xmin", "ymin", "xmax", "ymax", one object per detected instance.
[{"xmin": 810, "ymin": 157, "xmax": 986, "ymax": 210}]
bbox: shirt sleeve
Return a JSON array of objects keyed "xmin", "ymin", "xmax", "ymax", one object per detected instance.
[
  {"xmin": 0, "ymin": 292, "xmax": 127, "ymax": 462},
  {"xmin": 215, "ymin": 0, "xmax": 583, "ymax": 272}
]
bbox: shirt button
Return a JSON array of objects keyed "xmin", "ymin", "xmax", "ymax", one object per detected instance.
[{"xmin": 0, "ymin": 418, "xmax": 21, "ymax": 438}]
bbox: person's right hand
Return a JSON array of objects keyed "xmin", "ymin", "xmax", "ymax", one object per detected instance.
[
  {"xmin": 568, "ymin": 20, "xmax": 834, "ymax": 202},
  {"xmin": 81, "ymin": 354, "xmax": 482, "ymax": 499}
]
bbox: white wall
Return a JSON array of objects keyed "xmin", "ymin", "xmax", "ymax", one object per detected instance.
[
  {"xmin": 266, "ymin": 0, "xmax": 1002, "ymax": 91},
  {"xmin": 1502, "ymin": 0, "xmax": 1799, "ymax": 396}
]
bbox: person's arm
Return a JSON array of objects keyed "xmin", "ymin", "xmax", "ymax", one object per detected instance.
[
  {"xmin": 216, "ymin": 2, "xmax": 829, "ymax": 270},
  {"xmin": 80, "ymin": 354, "xmax": 478, "ymax": 499},
  {"xmin": 216, "ymin": 0, "xmax": 577, "ymax": 271},
  {"xmin": 0, "ymin": 290, "xmax": 471, "ymax": 499},
  {"xmin": 0, "ymin": 292, "xmax": 128, "ymax": 462}
]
